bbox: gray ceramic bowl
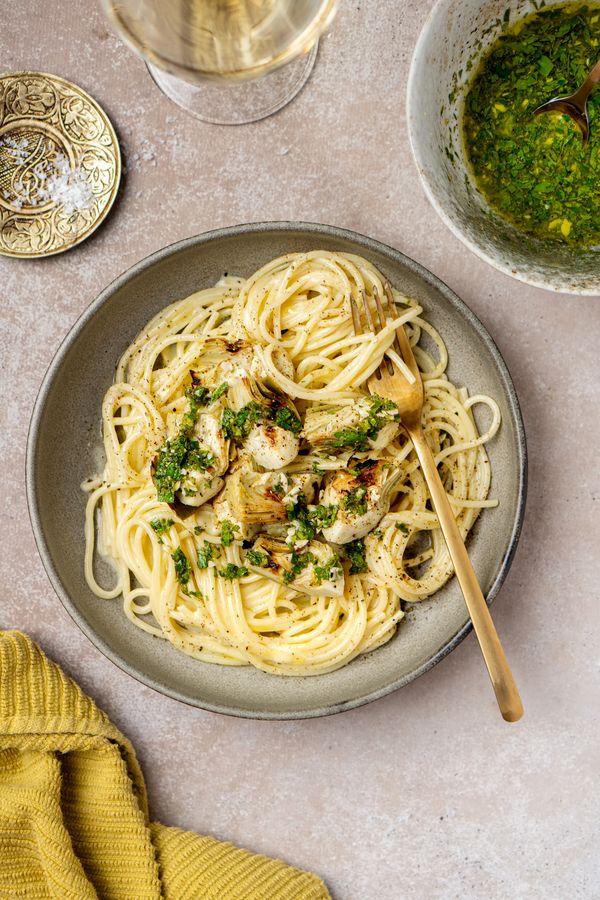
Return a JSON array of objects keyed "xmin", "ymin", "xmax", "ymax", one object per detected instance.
[
  {"xmin": 27, "ymin": 222, "xmax": 527, "ymax": 719},
  {"xmin": 408, "ymin": 0, "xmax": 600, "ymax": 294}
]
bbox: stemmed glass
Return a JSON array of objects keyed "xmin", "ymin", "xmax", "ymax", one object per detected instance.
[{"xmin": 101, "ymin": 0, "xmax": 338, "ymax": 125}]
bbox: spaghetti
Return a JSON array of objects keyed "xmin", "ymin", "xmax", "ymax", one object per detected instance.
[{"xmin": 83, "ymin": 251, "xmax": 500, "ymax": 675}]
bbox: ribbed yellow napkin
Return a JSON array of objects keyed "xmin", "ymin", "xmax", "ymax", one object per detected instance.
[{"xmin": 0, "ymin": 631, "xmax": 330, "ymax": 900}]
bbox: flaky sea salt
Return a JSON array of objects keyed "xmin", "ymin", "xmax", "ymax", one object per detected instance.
[
  {"xmin": 37, "ymin": 153, "xmax": 94, "ymax": 214},
  {"xmin": 0, "ymin": 144, "xmax": 93, "ymax": 214},
  {"xmin": 1, "ymin": 136, "xmax": 29, "ymax": 166}
]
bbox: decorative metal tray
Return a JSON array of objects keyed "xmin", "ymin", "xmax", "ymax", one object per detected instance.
[{"xmin": 0, "ymin": 71, "xmax": 121, "ymax": 258}]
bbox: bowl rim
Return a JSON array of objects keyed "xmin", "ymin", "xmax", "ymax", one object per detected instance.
[
  {"xmin": 406, "ymin": 0, "xmax": 600, "ymax": 296},
  {"xmin": 26, "ymin": 220, "xmax": 528, "ymax": 719}
]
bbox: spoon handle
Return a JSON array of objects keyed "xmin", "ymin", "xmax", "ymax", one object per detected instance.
[{"xmin": 573, "ymin": 58, "xmax": 600, "ymax": 103}]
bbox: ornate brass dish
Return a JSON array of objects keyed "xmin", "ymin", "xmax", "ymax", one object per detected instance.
[{"xmin": 0, "ymin": 71, "xmax": 121, "ymax": 258}]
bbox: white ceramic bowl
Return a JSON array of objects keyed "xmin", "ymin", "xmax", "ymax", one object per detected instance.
[{"xmin": 407, "ymin": 0, "xmax": 600, "ymax": 295}]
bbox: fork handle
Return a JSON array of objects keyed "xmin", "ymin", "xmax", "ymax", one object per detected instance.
[{"xmin": 409, "ymin": 426, "xmax": 524, "ymax": 723}]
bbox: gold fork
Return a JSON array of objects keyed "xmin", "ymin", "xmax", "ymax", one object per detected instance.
[{"xmin": 351, "ymin": 285, "xmax": 524, "ymax": 723}]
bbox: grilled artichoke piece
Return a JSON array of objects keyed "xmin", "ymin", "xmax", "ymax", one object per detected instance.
[
  {"xmin": 178, "ymin": 473, "xmax": 224, "ymax": 507},
  {"xmin": 211, "ymin": 494, "xmax": 257, "ymax": 542},
  {"xmin": 221, "ymin": 370, "xmax": 302, "ymax": 470},
  {"xmin": 278, "ymin": 472, "xmax": 320, "ymax": 507},
  {"xmin": 303, "ymin": 396, "xmax": 400, "ymax": 454},
  {"xmin": 225, "ymin": 470, "xmax": 286, "ymax": 525},
  {"xmin": 244, "ymin": 423, "xmax": 299, "ymax": 470},
  {"xmin": 192, "ymin": 410, "xmax": 229, "ymax": 476},
  {"xmin": 153, "ymin": 415, "xmax": 227, "ymax": 511},
  {"xmin": 192, "ymin": 338, "xmax": 295, "ymax": 390},
  {"xmin": 222, "ymin": 470, "xmax": 318, "ymax": 526},
  {"xmin": 155, "ymin": 371, "xmax": 231, "ymax": 509},
  {"xmin": 191, "ymin": 338, "xmax": 255, "ymax": 382},
  {"xmin": 174, "ymin": 410, "xmax": 230, "ymax": 508},
  {"xmin": 320, "ymin": 460, "xmax": 403, "ymax": 544},
  {"xmin": 247, "ymin": 536, "xmax": 344, "ymax": 598}
]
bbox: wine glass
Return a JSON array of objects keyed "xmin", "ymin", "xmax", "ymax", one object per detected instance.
[{"xmin": 101, "ymin": 0, "xmax": 339, "ymax": 125}]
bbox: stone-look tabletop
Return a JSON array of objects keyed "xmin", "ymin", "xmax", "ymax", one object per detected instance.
[{"xmin": 2, "ymin": 3, "xmax": 599, "ymax": 898}]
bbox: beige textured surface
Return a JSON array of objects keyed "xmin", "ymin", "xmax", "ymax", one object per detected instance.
[{"xmin": 1, "ymin": 3, "xmax": 599, "ymax": 899}]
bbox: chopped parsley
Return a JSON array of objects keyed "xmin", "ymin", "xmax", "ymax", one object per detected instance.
[
  {"xmin": 281, "ymin": 550, "xmax": 340, "ymax": 586},
  {"xmin": 285, "ymin": 498, "xmax": 338, "ymax": 543},
  {"xmin": 282, "ymin": 550, "xmax": 317, "ymax": 584},
  {"xmin": 313, "ymin": 555, "xmax": 341, "ymax": 585},
  {"xmin": 331, "ymin": 429, "xmax": 369, "ymax": 451},
  {"xmin": 218, "ymin": 563, "xmax": 249, "ymax": 580},
  {"xmin": 272, "ymin": 406, "xmax": 302, "ymax": 435},
  {"xmin": 150, "ymin": 518, "xmax": 174, "ymax": 542},
  {"xmin": 184, "ymin": 382, "xmax": 210, "ymax": 414},
  {"xmin": 154, "ymin": 437, "xmax": 213, "ymax": 501},
  {"xmin": 313, "ymin": 504, "xmax": 339, "ymax": 529},
  {"xmin": 343, "ymin": 539, "xmax": 368, "ymax": 575},
  {"xmin": 185, "ymin": 377, "xmax": 228, "ymax": 411},
  {"xmin": 538, "ymin": 54, "xmax": 553, "ymax": 78},
  {"xmin": 246, "ymin": 549, "xmax": 269, "ymax": 567},
  {"xmin": 210, "ymin": 382, "xmax": 229, "ymax": 403},
  {"xmin": 311, "ymin": 461, "xmax": 325, "ymax": 475},
  {"xmin": 395, "ymin": 522, "xmax": 409, "ymax": 534},
  {"xmin": 197, "ymin": 542, "xmax": 220, "ymax": 569},
  {"xmin": 153, "ymin": 435, "xmax": 193, "ymax": 503},
  {"xmin": 221, "ymin": 400, "xmax": 301, "ymax": 443},
  {"xmin": 330, "ymin": 396, "xmax": 400, "ymax": 452},
  {"xmin": 220, "ymin": 520, "xmax": 240, "ymax": 547},
  {"xmin": 221, "ymin": 402, "xmax": 263, "ymax": 442},
  {"xmin": 185, "ymin": 448, "xmax": 215, "ymax": 473},
  {"xmin": 342, "ymin": 486, "xmax": 368, "ymax": 516},
  {"xmin": 185, "ymin": 589, "xmax": 205, "ymax": 600},
  {"xmin": 171, "ymin": 548, "xmax": 190, "ymax": 586},
  {"xmin": 153, "ymin": 381, "xmax": 216, "ymax": 502}
]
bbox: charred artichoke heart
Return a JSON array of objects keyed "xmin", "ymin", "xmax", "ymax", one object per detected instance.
[
  {"xmin": 320, "ymin": 460, "xmax": 403, "ymax": 543},
  {"xmin": 247, "ymin": 535, "xmax": 344, "ymax": 598},
  {"xmin": 303, "ymin": 395, "xmax": 400, "ymax": 454}
]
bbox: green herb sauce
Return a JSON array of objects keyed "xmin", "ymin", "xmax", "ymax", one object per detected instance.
[
  {"xmin": 197, "ymin": 541, "xmax": 221, "ymax": 569},
  {"xmin": 284, "ymin": 498, "xmax": 338, "ymax": 544},
  {"xmin": 463, "ymin": 3, "xmax": 600, "ymax": 247},
  {"xmin": 221, "ymin": 400, "xmax": 302, "ymax": 443},
  {"xmin": 313, "ymin": 556, "xmax": 341, "ymax": 585},
  {"xmin": 171, "ymin": 548, "xmax": 190, "ymax": 586},
  {"xmin": 342, "ymin": 487, "xmax": 368, "ymax": 516},
  {"xmin": 150, "ymin": 518, "xmax": 174, "ymax": 543},
  {"xmin": 282, "ymin": 550, "xmax": 316, "ymax": 584},
  {"xmin": 220, "ymin": 520, "xmax": 240, "ymax": 547},
  {"xmin": 246, "ymin": 549, "xmax": 269, "ymax": 567},
  {"xmin": 343, "ymin": 539, "xmax": 368, "ymax": 575},
  {"xmin": 329, "ymin": 396, "xmax": 400, "ymax": 453},
  {"xmin": 218, "ymin": 563, "xmax": 249, "ymax": 580}
]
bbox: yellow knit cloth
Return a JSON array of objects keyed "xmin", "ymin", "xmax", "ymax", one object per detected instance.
[{"xmin": 0, "ymin": 631, "xmax": 330, "ymax": 900}]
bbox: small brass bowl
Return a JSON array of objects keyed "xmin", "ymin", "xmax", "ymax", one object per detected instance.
[{"xmin": 0, "ymin": 71, "xmax": 121, "ymax": 258}]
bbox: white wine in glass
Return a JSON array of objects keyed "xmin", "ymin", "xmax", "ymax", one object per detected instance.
[{"xmin": 101, "ymin": 0, "xmax": 339, "ymax": 124}]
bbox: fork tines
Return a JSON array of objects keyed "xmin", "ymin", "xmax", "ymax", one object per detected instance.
[{"xmin": 349, "ymin": 283, "xmax": 406, "ymax": 379}]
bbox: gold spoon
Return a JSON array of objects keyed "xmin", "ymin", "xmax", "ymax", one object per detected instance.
[{"xmin": 534, "ymin": 58, "xmax": 600, "ymax": 144}]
